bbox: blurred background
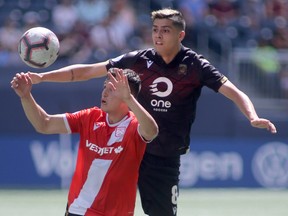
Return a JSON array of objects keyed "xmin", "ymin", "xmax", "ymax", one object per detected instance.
[{"xmin": 0, "ymin": 0, "xmax": 288, "ymax": 192}]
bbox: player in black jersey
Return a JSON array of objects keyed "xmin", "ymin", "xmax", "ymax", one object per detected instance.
[{"xmin": 27, "ymin": 8, "xmax": 277, "ymax": 216}]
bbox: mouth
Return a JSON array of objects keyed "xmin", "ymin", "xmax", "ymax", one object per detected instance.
[
  {"xmin": 101, "ymin": 99, "xmax": 107, "ymax": 105},
  {"xmin": 155, "ymin": 41, "xmax": 163, "ymax": 46}
]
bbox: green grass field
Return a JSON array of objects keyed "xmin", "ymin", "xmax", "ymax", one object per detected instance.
[{"xmin": 0, "ymin": 188, "xmax": 287, "ymax": 216}]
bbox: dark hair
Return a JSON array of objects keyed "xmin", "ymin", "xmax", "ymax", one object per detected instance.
[
  {"xmin": 151, "ymin": 8, "xmax": 186, "ymax": 31},
  {"xmin": 108, "ymin": 68, "xmax": 141, "ymax": 98}
]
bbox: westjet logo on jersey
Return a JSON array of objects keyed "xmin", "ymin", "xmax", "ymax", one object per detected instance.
[
  {"xmin": 149, "ymin": 77, "xmax": 173, "ymax": 112},
  {"xmin": 86, "ymin": 140, "xmax": 123, "ymax": 156}
]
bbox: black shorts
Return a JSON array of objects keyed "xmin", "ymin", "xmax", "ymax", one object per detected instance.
[{"xmin": 138, "ymin": 152, "xmax": 181, "ymax": 216}]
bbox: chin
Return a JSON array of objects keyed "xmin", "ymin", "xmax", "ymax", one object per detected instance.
[
  {"xmin": 155, "ymin": 47, "xmax": 163, "ymax": 54},
  {"xmin": 100, "ymin": 105, "xmax": 106, "ymax": 112},
  {"xmin": 155, "ymin": 44, "xmax": 167, "ymax": 51}
]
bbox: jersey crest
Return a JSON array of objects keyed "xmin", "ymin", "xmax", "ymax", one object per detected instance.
[{"xmin": 107, "ymin": 117, "xmax": 132, "ymax": 146}]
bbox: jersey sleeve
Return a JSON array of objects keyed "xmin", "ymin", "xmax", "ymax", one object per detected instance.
[
  {"xmin": 106, "ymin": 50, "xmax": 140, "ymax": 70},
  {"xmin": 197, "ymin": 55, "xmax": 228, "ymax": 91},
  {"xmin": 65, "ymin": 107, "xmax": 102, "ymax": 134}
]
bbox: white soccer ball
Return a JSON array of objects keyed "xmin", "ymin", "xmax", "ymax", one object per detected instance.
[{"xmin": 18, "ymin": 27, "xmax": 60, "ymax": 68}]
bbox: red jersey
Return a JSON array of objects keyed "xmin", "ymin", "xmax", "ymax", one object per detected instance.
[{"xmin": 64, "ymin": 107, "xmax": 147, "ymax": 216}]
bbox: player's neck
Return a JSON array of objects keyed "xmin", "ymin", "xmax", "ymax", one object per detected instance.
[
  {"xmin": 162, "ymin": 55, "xmax": 176, "ymax": 64},
  {"xmin": 158, "ymin": 45, "xmax": 181, "ymax": 64},
  {"xmin": 107, "ymin": 110, "xmax": 129, "ymax": 125}
]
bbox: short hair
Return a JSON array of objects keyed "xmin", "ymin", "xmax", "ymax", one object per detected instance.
[
  {"xmin": 108, "ymin": 68, "xmax": 141, "ymax": 98},
  {"xmin": 151, "ymin": 8, "xmax": 186, "ymax": 31}
]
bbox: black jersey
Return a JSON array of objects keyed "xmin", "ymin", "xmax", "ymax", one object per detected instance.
[{"xmin": 106, "ymin": 45, "xmax": 227, "ymax": 157}]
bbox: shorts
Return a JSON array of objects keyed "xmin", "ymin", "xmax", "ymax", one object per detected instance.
[{"xmin": 138, "ymin": 152, "xmax": 181, "ymax": 216}]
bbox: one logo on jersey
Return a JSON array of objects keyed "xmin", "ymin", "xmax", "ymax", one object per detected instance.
[
  {"xmin": 147, "ymin": 60, "xmax": 153, "ymax": 68},
  {"xmin": 178, "ymin": 64, "xmax": 187, "ymax": 75},
  {"xmin": 149, "ymin": 77, "xmax": 173, "ymax": 112},
  {"xmin": 149, "ymin": 77, "xmax": 173, "ymax": 97}
]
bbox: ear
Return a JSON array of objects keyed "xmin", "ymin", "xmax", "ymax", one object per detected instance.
[{"xmin": 179, "ymin": 30, "xmax": 185, "ymax": 41}]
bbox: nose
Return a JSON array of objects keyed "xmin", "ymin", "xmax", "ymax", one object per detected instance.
[
  {"xmin": 102, "ymin": 88, "xmax": 108, "ymax": 97},
  {"xmin": 156, "ymin": 31, "xmax": 162, "ymax": 38}
]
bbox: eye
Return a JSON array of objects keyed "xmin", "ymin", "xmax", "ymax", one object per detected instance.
[
  {"xmin": 152, "ymin": 28, "xmax": 158, "ymax": 33},
  {"xmin": 163, "ymin": 29, "xmax": 170, "ymax": 33},
  {"xmin": 103, "ymin": 81, "xmax": 107, "ymax": 89}
]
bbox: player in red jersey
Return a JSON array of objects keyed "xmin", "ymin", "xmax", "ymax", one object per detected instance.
[
  {"xmin": 11, "ymin": 68, "xmax": 158, "ymax": 216},
  {"xmin": 26, "ymin": 8, "xmax": 276, "ymax": 216}
]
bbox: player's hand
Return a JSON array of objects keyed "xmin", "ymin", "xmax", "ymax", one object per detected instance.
[
  {"xmin": 251, "ymin": 118, "xmax": 277, "ymax": 134},
  {"xmin": 27, "ymin": 72, "xmax": 42, "ymax": 84},
  {"xmin": 107, "ymin": 69, "xmax": 132, "ymax": 102},
  {"xmin": 11, "ymin": 72, "xmax": 32, "ymax": 98}
]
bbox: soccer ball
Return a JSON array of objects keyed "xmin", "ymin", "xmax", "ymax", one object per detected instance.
[{"xmin": 18, "ymin": 27, "xmax": 60, "ymax": 68}]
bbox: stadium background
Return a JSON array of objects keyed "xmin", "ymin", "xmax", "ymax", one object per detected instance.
[{"xmin": 0, "ymin": 0, "xmax": 288, "ymax": 211}]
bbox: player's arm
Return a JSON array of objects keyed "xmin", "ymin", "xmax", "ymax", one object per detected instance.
[
  {"xmin": 218, "ymin": 79, "xmax": 277, "ymax": 133},
  {"xmin": 126, "ymin": 95, "xmax": 159, "ymax": 141},
  {"xmin": 107, "ymin": 71, "xmax": 159, "ymax": 141},
  {"xmin": 11, "ymin": 73, "xmax": 68, "ymax": 134},
  {"xmin": 28, "ymin": 61, "xmax": 109, "ymax": 84}
]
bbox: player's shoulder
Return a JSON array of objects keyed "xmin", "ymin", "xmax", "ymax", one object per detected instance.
[
  {"xmin": 181, "ymin": 45, "xmax": 199, "ymax": 58},
  {"xmin": 110, "ymin": 48, "xmax": 151, "ymax": 63},
  {"xmin": 73, "ymin": 107, "xmax": 103, "ymax": 117},
  {"xmin": 181, "ymin": 45, "xmax": 211, "ymax": 65},
  {"xmin": 125, "ymin": 48, "xmax": 154, "ymax": 58}
]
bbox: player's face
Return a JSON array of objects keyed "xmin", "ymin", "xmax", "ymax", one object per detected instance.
[
  {"xmin": 100, "ymin": 81, "xmax": 125, "ymax": 114},
  {"xmin": 152, "ymin": 18, "xmax": 184, "ymax": 57}
]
